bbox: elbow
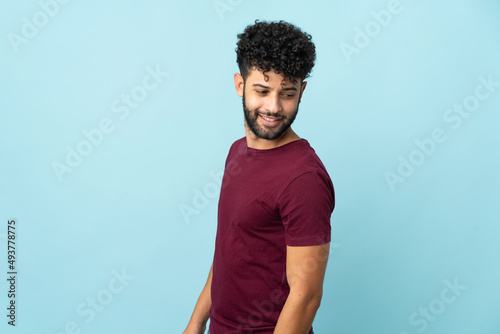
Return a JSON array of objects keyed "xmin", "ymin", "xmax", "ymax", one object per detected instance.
[
  {"xmin": 305, "ymin": 292, "xmax": 322, "ymax": 314},
  {"xmin": 290, "ymin": 287, "xmax": 323, "ymax": 311},
  {"xmin": 310, "ymin": 292, "xmax": 323, "ymax": 311}
]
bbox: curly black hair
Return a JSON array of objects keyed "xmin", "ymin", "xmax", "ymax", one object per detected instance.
[{"xmin": 236, "ymin": 20, "xmax": 316, "ymax": 84}]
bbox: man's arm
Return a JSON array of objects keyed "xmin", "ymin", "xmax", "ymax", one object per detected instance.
[
  {"xmin": 274, "ymin": 243, "xmax": 330, "ymax": 334},
  {"xmin": 183, "ymin": 263, "xmax": 213, "ymax": 334}
]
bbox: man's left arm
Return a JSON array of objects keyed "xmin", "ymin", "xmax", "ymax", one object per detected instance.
[{"xmin": 274, "ymin": 242, "xmax": 330, "ymax": 334}]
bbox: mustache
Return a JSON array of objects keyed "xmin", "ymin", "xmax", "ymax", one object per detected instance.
[{"xmin": 256, "ymin": 111, "xmax": 286, "ymax": 119}]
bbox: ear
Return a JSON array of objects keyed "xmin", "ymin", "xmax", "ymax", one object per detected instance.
[
  {"xmin": 298, "ymin": 81, "xmax": 307, "ymax": 103},
  {"xmin": 234, "ymin": 73, "xmax": 244, "ymax": 97}
]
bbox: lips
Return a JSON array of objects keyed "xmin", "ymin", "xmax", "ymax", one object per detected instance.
[{"xmin": 258, "ymin": 113, "xmax": 282, "ymax": 126}]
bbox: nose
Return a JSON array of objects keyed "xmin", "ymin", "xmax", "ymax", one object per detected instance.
[{"xmin": 263, "ymin": 93, "xmax": 282, "ymax": 114}]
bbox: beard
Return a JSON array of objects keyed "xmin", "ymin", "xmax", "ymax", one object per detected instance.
[{"xmin": 242, "ymin": 90, "xmax": 299, "ymax": 141}]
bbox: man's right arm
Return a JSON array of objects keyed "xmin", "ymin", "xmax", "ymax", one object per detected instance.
[{"xmin": 183, "ymin": 263, "xmax": 213, "ymax": 334}]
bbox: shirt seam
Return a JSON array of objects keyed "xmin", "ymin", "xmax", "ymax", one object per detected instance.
[{"xmin": 275, "ymin": 169, "xmax": 323, "ymax": 206}]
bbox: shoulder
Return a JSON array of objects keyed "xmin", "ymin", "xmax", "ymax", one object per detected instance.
[
  {"xmin": 278, "ymin": 139, "xmax": 334, "ymax": 204},
  {"xmin": 228, "ymin": 137, "xmax": 246, "ymax": 154},
  {"xmin": 225, "ymin": 137, "xmax": 246, "ymax": 158},
  {"xmin": 282, "ymin": 169, "xmax": 334, "ymax": 201},
  {"xmin": 287, "ymin": 139, "xmax": 330, "ymax": 176},
  {"xmin": 222, "ymin": 137, "xmax": 246, "ymax": 167}
]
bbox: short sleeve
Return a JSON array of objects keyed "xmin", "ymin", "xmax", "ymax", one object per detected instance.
[{"xmin": 278, "ymin": 170, "xmax": 335, "ymax": 246}]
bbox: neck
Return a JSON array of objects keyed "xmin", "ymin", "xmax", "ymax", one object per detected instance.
[{"xmin": 244, "ymin": 126, "xmax": 301, "ymax": 150}]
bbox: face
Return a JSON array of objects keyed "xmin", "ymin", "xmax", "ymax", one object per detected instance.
[{"xmin": 236, "ymin": 68, "xmax": 307, "ymax": 141}]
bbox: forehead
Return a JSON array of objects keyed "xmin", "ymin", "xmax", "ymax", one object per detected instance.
[{"xmin": 246, "ymin": 68, "xmax": 299, "ymax": 88}]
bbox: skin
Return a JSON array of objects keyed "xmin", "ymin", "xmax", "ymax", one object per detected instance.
[
  {"xmin": 183, "ymin": 264, "xmax": 212, "ymax": 334},
  {"xmin": 183, "ymin": 68, "xmax": 329, "ymax": 334},
  {"xmin": 234, "ymin": 67, "xmax": 307, "ymax": 150},
  {"xmin": 274, "ymin": 243, "xmax": 330, "ymax": 334}
]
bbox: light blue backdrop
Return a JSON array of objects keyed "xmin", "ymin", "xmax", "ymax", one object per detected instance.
[{"xmin": 1, "ymin": 0, "xmax": 499, "ymax": 333}]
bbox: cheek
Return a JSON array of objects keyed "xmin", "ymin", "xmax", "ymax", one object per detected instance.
[
  {"xmin": 283, "ymin": 101, "xmax": 299, "ymax": 112},
  {"xmin": 245, "ymin": 96, "xmax": 262, "ymax": 110}
]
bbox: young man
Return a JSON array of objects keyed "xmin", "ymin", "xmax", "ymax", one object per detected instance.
[{"xmin": 183, "ymin": 20, "xmax": 335, "ymax": 334}]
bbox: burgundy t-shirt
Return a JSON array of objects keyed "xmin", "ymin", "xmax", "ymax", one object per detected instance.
[{"xmin": 209, "ymin": 137, "xmax": 335, "ymax": 334}]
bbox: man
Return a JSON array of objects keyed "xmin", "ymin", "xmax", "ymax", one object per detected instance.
[{"xmin": 183, "ymin": 20, "xmax": 335, "ymax": 334}]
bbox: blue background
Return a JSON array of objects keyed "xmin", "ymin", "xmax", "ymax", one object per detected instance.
[{"xmin": 1, "ymin": 0, "xmax": 499, "ymax": 333}]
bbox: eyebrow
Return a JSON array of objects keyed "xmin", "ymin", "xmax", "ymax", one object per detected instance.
[{"xmin": 252, "ymin": 84, "xmax": 298, "ymax": 91}]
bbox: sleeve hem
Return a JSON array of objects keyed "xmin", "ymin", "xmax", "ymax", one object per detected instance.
[{"xmin": 286, "ymin": 234, "xmax": 331, "ymax": 247}]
